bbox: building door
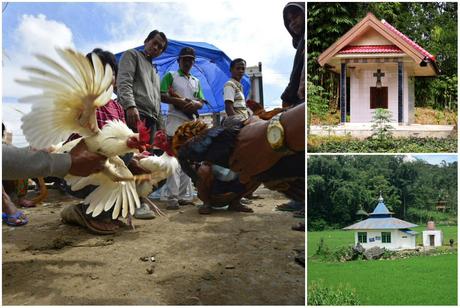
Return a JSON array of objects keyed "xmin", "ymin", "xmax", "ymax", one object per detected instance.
[
  {"xmin": 429, "ymin": 235, "xmax": 435, "ymax": 246},
  {"xmin": 370, "ymin": 87, "xmax": 388, "ymax": 109}
]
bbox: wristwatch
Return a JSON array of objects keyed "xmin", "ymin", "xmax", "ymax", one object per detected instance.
[{"xmin": 266, "ymin": 113, "xmax": 294, "ymax": 154}]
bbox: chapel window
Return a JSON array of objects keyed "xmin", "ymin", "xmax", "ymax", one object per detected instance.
[
  {"xmin": 358, "ymin": 232, "xmax": 367, "ymax": 243},
  {"xmin": 382, "ymin": 232, "xmax": 392, "ymax": 243}
]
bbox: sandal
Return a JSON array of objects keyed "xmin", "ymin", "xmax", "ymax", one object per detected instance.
[
  {"xmin": 275, "ymin": 200, "xmax": 303, "ymax": 212},
  {"xmin": 228, "ymin": 203, "xmax": 254, "ymax": 213},
  {"xmin": 60, "ymin": 204, "xmax": 119, "ymax": 235},
  {"xmin": 198, "ymin": 204, "xmax": 212, "ymax": 215},
  {"xmin": 2, "ymin": 211, "xmax": 28, "ymax": 226}
]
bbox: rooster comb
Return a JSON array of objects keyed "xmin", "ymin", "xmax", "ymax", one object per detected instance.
[
  {"xmin": 172, "ymin": 121, "xmax": 209, "ymax": 155},
  {"xmin": 137, "ymin": 120, "xmax": 151, "ymax": 144}
]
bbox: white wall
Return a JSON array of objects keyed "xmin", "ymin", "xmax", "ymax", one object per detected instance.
[
  {"xmin": 349, "ymin": 63, "xmax": 411, "ymax": 124},
  {"xmin": 354, "ymin": 229, "xmax": 416, "ymax": 250},
  {"xmin": 422, "ymin": 230, "xmax": 443, "ymax": 247}
]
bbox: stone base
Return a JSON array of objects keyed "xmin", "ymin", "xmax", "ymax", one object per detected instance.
[{"xmin": 310, "ymin": 123, "xmax": 454, "ymax": 139}]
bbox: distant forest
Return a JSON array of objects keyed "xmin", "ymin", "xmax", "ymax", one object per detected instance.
[
  {"xmin": 307, "ymin": 156, "xmax": 457, "ymax": 231},
  {"xmin": 308, "ymin": 2, "xmax": 457, "ymax": 111}
]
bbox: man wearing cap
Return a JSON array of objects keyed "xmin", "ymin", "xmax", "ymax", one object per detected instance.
[{"xmin": 159, "ymin": 47, "xmax": 205, "ymax": 209}]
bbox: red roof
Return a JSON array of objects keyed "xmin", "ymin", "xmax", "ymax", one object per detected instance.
[
  {"xmin": 339, "ymin": 45, "xmax": 403, "ymax": 54},
  {"xmin": 381, "ymin": 19, "xmax": 436, "ymax": 61}
]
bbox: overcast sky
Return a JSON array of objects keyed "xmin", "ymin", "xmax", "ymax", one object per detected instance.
[{"xmin": 2, "ymin": 1, "xmax": 297, "ymax": 109}]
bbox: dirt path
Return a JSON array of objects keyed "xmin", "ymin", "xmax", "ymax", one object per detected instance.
[{"xmin": 2, "ymin": 186, "xmax": 305, "ymax": 305}]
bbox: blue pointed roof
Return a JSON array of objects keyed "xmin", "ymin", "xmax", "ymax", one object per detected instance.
[
  {"xmin": 370, "ymin": 195, "xmax": 393, "ymax": 216},
  {"xmin": 343, "ymin": 195, "xmax": 418, "ymax": 230}
]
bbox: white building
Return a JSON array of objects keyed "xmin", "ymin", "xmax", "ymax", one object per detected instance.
[
  {"xmin": 318, "ymin": 12, "xmax": 438, "ymax": 124},
  {"xmin": 343, "ymin": 195, "xmax": 418, "ymax": 250},
  {"xmin": 422, "ymin": 221, "xmax": 443, "ymax": 247}
]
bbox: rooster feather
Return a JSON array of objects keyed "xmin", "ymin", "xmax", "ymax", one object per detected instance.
[{"xmin": 16, "ymin": 48, "xmax": 148, "ymax": 219}]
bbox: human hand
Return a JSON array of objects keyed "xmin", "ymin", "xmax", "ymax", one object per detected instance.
[
  {"xmin": 229, "ymin": 117, "xmax": 286, "ymax": 184},
  {"xmin": 68, "ymin": 140, "xmax": 107, "ymax": 177},
  {"xmin": 126, "ymin": 107, "xmax": 140, "ymax": 130}
]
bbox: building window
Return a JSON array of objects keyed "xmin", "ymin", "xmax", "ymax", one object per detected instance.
[
  {"xmin": 358, "ymin": 232, "xmax": 367, "ymax": 243},
  {"xmin": 382, "ymin": 232, "xmax": 391, "ymax": 243}
]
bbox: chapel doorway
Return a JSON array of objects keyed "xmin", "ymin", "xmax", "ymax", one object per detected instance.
[
  {"xmin": 370, "ymin": 87, "xmax": 388, "ymax": 109},
  {"xmin": 429, "ymin": 235, "xmax": 435, "ymax": 246}
]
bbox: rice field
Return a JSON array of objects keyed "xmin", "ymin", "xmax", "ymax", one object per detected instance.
[{"xmin": 307, "ymin": 226, "xmax": 458, "ymax": 305}]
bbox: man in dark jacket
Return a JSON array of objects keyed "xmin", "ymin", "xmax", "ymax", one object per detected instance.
[{"xmin": 281, "ymin": 2, "xmax": 305, "ymax": 107}]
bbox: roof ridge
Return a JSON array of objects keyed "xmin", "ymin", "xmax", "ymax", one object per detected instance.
[{"xmin": 380, "ymin": 18, "xmax": 435, "ymax": 61}]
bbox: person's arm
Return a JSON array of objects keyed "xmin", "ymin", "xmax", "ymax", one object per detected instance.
[
  {"xmin": 229, "ymin": 103, "xmax": 305, "ymax": 183},
  {"xmin": 160, "ymin": 72, "xmax": 198, "ymax": 113},
  {"xmin": 116, "ymin": 50, "xmax": 140, "ymax": 129},
  {"xmin": 2, "ymin": 140, "xmax": 107, "ymax": 180},
  {"xmin": 223, "ymin": 83, "xmax": 236, "ymax": 116}
]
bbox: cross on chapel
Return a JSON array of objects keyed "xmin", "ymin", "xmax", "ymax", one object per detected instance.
[{"xmin": 373, "ymin": 69, "xmax": 385, "ymax": 84}]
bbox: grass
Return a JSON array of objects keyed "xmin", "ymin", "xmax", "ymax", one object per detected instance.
[
  {"xmin": 308, "ymin": 226, "xmax": 458, "ymax": 305},
  {"xmin": 415, "ymin": 107, "xmax": 457, "ymax": 125}
]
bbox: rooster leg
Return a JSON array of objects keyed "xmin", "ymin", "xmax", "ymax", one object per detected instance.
[
  {"xmin": 143, "ymin": 197, "xmax": 167, "ymax": 217},
  {"xmin": 126, "ymin": 213, "xmax": 135, "ymax": 230}
]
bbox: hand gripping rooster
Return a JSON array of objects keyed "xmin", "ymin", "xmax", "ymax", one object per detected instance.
[{"xmin": 16, "ymin": 48, "xmax": 154, "ymax": 219}]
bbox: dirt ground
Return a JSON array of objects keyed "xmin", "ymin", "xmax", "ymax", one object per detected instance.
[{"xmin": 2, "ymin": 185, "xmax": 305, "ymax": 305}]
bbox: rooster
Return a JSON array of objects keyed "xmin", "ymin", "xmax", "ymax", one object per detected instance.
[
  {"xmin": 134, "ymin": 130, "xmax": 179, "ymax": 216},
  {"xmin": 16, "ymin": 48, "xmax": 150, "ymax": 219},
  {"xmin": 172, "ymin": 118, "xmax": 304, "ymax": 204},
  {"xmin": 171, "ymin": 119, "xmax": 259, "ymax": 213},
  {"xmin": 246, "ymin": 100, "xmax": 287, "ymax": 120}
]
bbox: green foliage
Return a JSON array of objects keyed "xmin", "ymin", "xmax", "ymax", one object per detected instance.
[
  {"xmin": 308, "ymin": 280, "xmax": 360, "ymax": 305},
  {"xmin": 307, "ymin": 156, "xmax": 457, "ymax": 229},
  {"xmin": 308, "ymin": 136, "xmax": 458, "ymax": 153},
  {"xmin": 371, "ymin": 108, "xmax": 394, "ymax": 141},
  {"xmin": 307, "ymin": 79, "xmax": 329, "ymax": 133}
]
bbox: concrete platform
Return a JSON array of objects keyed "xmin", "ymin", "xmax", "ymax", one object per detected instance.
[{"xmin": 310, "ymin": 123, "xmax": 455, "ymax": 139}]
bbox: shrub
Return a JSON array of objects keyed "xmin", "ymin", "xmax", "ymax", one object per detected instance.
[
  {"xmin": 308, "ymin": 280, "xmax": 360, "ymax": 305},
  {"xmin": 307, "ymin": 136, "xmax": 457, "ymax": 153}
]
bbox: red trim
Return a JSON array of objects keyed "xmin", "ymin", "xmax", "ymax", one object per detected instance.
[
  {"xmin": 381, "ymin": 20, "xmax": 436, "ymax": 61},
  {"xmin": 339, "ymin": 45, "xmax": 403, "ymax": 54}
]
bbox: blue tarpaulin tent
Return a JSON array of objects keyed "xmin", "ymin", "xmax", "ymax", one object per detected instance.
[{"xmin": 115, "ymin": 39, "xmax": 251, "ymax": 115}]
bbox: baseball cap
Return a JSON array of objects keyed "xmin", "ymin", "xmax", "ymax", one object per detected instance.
[{"xmin": 179, "ymin": 47, "xmax": 196, "ymax": 59}]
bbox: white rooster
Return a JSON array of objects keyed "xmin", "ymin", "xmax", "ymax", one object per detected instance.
[
  {"xmin": 134, "ymin": 130, "xmax": 179, "ymax": 216},
  {"xmin": 16, "ymin": 48, "xmax": 151, "ymax": 219}
]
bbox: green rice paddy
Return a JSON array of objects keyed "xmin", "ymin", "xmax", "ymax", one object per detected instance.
[{"xmin": 308, "ymin": 226, "xmax": 457, "ymax": 305}]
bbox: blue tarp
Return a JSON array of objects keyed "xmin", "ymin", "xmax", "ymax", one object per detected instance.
[{"xmin": 115, "ymin": 39, "xmax": 251, "ymax": 115}]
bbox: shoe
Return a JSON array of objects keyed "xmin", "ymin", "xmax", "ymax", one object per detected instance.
[
  {"xmin": 293, "ymin": 209, "xmax": 305, "ymax": 218},
  {"xmin": 240, "ymin": 198, "xmax": 252, "ymax": 205},
  {"xmin": 291, "ymin": 222, "xmax": 305, "ymax": 232},
  {"xmin": 166, "ymin": 200, "xmax": 180, "ymax": 210},
  {"xmin": 198, "ymin": 203, "xmax": 212, "ymax": 215},
  {"xmin": 178, "ymin": 199, "xmax": 195, "ymax": 206},
  {"xmin": 134, "ymin": 203, "xmax": 156, "ymax": 219}
]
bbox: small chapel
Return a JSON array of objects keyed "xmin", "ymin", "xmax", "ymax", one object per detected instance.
[
  {"xmin": 343, "ymin": 195, "xmax": 418, "ymax": 250},
  {"xmin": 318, "ymin": 12, "xmax": 439, "ymax": 124}
]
